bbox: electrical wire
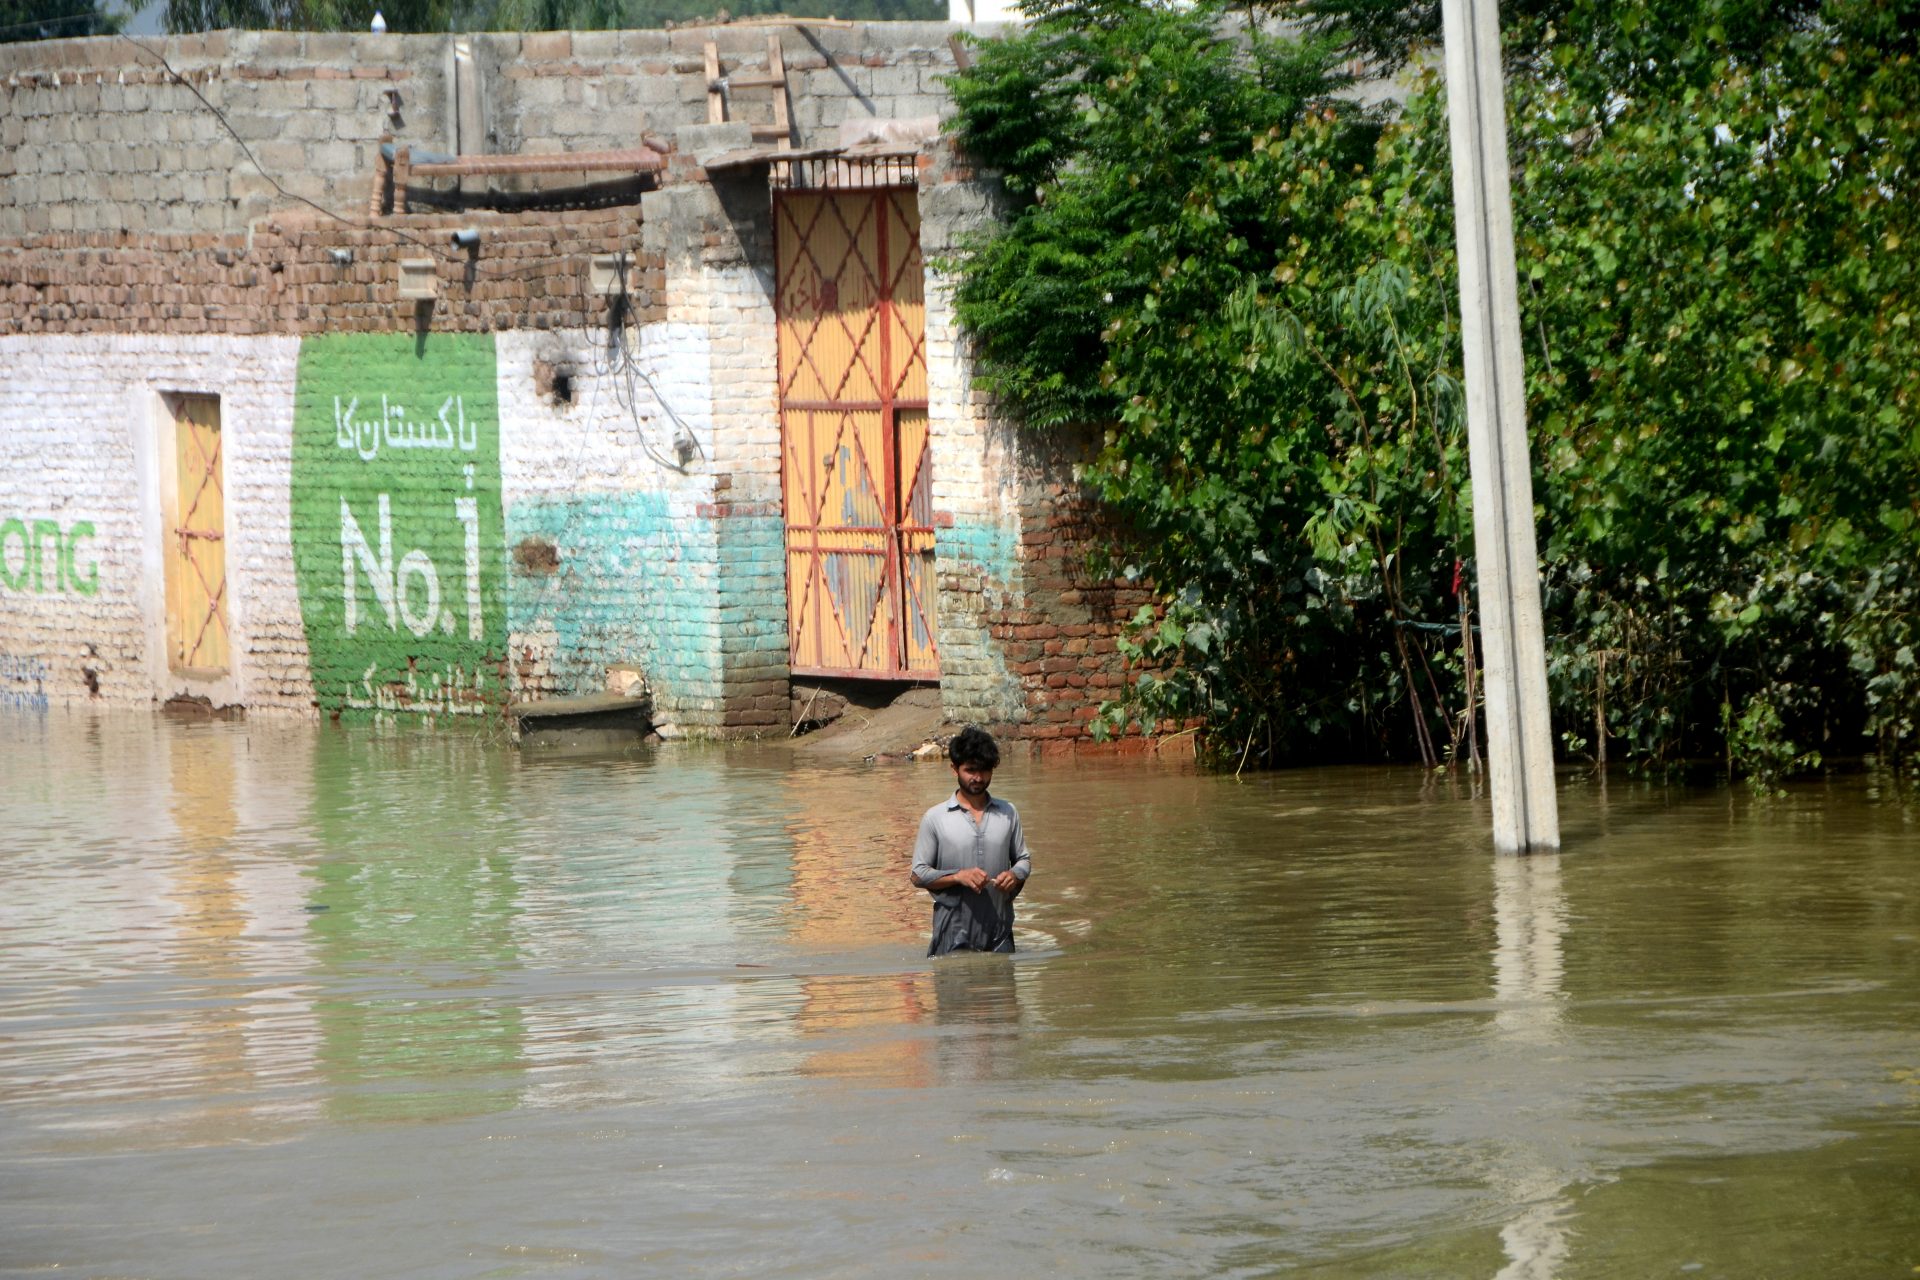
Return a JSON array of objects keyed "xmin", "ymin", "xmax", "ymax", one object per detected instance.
[
  {"xmin": 593, "ymin": 251, "xmax": 706, "ymax": 475},
  {"xmin": 511, "ymin": 258, "xmax": 710, "ymax": 702},
  {"xmin": 0, "ymin": 11, "xmax": 111, "ymax": 35},
  {"xmin": 114, "ymin": 33, "xmax": 467, "ymax": 269},
  {"xmin": 110, "ymin": 32, "xmax": 652, "ymax": 286},
  {"xmin": 89, "ymin": 41, "xmax": 706, "ymax": 492}
]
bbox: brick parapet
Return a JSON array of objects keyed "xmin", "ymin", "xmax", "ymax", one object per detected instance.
[{"xmin": 1, "ymin": 23, "xmax": 994, "ymax": 240}]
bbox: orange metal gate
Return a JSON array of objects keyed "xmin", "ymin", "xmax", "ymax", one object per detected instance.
[{"xmin": 775, "ymin": 187, "xmax": 937, "ymax": 680}]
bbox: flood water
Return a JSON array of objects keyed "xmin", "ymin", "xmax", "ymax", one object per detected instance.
[{"xmin": 1, "ymin": 711, "xmax": 1916, "ymax": 1278}]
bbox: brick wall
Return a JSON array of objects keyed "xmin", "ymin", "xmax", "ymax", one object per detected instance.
[
  {"xmin": 497, "ymin": 325, "xmax": 724, "ymax": 727},
  {"xmin": 1, "ymin": 208, "xmax": 660, "ymax": 335},
  {"xmin": 917, "ymin": 157, "xmax": 1025, "ymax": 726},
  {"xmin": 0, "ymin": 24, "xmax": 992, "ymax": 240},
  {"xmin": 0, "ymin": 334, "xmax": 309, "ymax": 715},
  {"xmin": 992, "ymin": 434, "xmax": 1154, "ymax": 744},
  {"xmin": 917, "ymin": 151, "xmax": 1151, "ymax": 745},
  {"xmin": 0, "ymin": 323, "xmax": 749, "ymax": 725},
  {"xmin": 0, "ymin": 32, "xmax": 423, "ymax": 237},
  {"xmin": 1, "ymin": 29, "xmax": 1149, "ymax": 743},
  {"xmin": 642, "ymin": 169, "xmax": 790, "ymax": 734}
]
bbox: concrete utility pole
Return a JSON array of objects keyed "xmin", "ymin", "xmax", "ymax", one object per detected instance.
[{"xmin": 1440, "ymin": 0, "xmax": 1561, "ymax": 853}]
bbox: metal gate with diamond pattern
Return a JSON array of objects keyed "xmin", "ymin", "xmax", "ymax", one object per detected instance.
[{"xmin": 775, "ymin": 187, "xmax": 937, "ymax": 680}]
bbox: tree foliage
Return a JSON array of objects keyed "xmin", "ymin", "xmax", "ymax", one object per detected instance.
[
  {"xmin": 946, "ymin": 0, "xmax": 1920, "ymax": 785},
  {"xmin": 1511, "ymin": 0, "xmax": 1920, "ymax": 784},
  {"xmin": 950, "ymin": 0, "xmax": 1477, "ymax": 768},
  {"xmin": 2, "ymin": 0, "xmax": 120, "ymax": 43}
]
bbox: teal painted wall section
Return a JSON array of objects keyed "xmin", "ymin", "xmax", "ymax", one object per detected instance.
[
  {"xmin": 505, "ymin": 493, "xmax": 723, "ymax": 717},
  {"xmin": 939, "ymin": 520, "xmax": 1019, "ymax": 584},
  {"xmin": 715, "ymin": 514, "xmax": 787, "ymax": 663},
  {"xmin": 708, "ymin": 511, "xmax": 788, "ymax": 730},
  {"xmin": 935, "ymin": 518, "xmax": 1025, "ymax": 722}
]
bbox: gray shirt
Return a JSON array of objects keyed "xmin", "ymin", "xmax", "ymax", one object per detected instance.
[{"xmin": 910, "ymin": 793, "xmax": 1031, "ymax": 955}]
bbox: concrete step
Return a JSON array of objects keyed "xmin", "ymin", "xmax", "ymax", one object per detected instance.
[{"xmin": 509, "ymin": 692, "xmax": 654, "ymax": 749}]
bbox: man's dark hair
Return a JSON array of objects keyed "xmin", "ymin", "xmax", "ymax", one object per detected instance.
[{"xmin": 948, "ymin": 725, "xmax": 1000, "ymax": 770}]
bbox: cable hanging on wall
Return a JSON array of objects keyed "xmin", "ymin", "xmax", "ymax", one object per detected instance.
[
  {"xmin": 593, "ymin": 252, "xmax": 706, "ymax": 476},
  {"xmin": 112, "ymin": 33, "xmax": 644, "ymax": 292}
]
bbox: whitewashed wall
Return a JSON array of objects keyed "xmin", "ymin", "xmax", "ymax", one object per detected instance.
[{"xmin": 0, "ymin": 334, "xmax": 308, "ymax": 714}]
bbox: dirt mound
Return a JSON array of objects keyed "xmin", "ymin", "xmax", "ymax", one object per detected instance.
[{"xmin": 786, "ymin": 685, "xmax": 947, "ymax": 763}]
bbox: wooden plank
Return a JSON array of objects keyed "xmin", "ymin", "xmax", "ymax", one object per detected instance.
[
  {"xmin": 767, "ymin": 34, "xmax": 791, "ymax": 151},
  {"xmin": 407, "ymin": 147, "xmax": 665, "ymax": 177},
  {"xmin": 167, "ymin": 395, "xmax": 228, "ymax": 675},
  {"xmin": 393, "ymin": 144, "xmax": 411, "ymax": 214},
  {"xmin": 368, "ymin": 132, "xmax": 392, "ymax": 218},
  {"xmin": 720, "ymin": 15, "xmax": 855, "ymax": 27},
  {"xmin": 705, "ymin": 40, "xmax": 725, "ymax": 124}
]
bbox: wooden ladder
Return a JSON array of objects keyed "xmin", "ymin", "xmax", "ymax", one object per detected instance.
[{"xmin": 705, "ymin": 34, "xmax": 794, "ymax": 150}]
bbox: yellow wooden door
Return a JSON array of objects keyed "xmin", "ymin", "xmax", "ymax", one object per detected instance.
[
  {"xmin": 775, "ymin": 188, "xmax": 937, "ymax": 679},
  {"xmin": 166, "ymin": 395, "xmax": 229, "ymax": 674}
]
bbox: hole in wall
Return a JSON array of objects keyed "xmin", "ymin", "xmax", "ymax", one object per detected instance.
[
  {"xmin": 533, "ymin": 355, "xmax": 577, "ymax": 407},
  {"xmin": 514, "ymin": 537, "xmax": 560, "ymax": 575}
]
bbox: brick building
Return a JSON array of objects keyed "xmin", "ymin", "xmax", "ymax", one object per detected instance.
[{"xmin": 0, "ymin": 24, "xmax": 1148, "ymax": 742}]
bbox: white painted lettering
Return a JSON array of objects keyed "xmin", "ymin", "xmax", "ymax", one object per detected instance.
[
  {"xmin": 456, "ymin": 496, "xmax": 482, "ymax": 641},
  {"xmin": 397, "ymin": 548, "xmax": 441, "ymax": 638},
  {"xmin": 340, "ymin": 494, "xmax": 396, "ymax": 633}
]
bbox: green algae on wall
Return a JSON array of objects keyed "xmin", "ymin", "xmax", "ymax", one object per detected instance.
[{"xmin": 292, "ymin": 333, "xmax": 507, "ymax": 716}]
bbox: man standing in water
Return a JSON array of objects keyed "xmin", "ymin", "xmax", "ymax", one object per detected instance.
[{"xmin": 910, "ymin": 726, "xmax": 1030, "ymax": 955}]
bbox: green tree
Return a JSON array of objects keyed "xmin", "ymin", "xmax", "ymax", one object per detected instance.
[
  {"xmin": 2, "ymin": 0, "xmax": 121, "ymax": 42},
  {"xmin": 1500, "ymin": 0, "xmax": 1920, "ymax": 784},
  {"xmin": 947, "ymin": 0, "xmax": 1920, "ymax": 784},
  {"xmin": 949, "ymin": 0, "xmax": 1482, "ymax": 767}
]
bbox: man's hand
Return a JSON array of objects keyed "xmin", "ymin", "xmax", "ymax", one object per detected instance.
[
  {"xmin": 991, "ymin": 869, "xmax": 1022, "ymax": 895},
  {"xmin": 951, "ymin": 867, "xmax": 990, "ymax": 893}
]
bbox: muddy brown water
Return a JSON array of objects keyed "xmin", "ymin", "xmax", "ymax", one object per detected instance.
[{"xmin": 1, "ymin": 711, "xmax": 1915, "ymax": 1278}]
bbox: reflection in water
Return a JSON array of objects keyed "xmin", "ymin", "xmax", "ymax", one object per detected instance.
[
  {"xmin": 308, "ymin": 734, "xmax": 527, "ymax": 1123},
  {"xmin": 2, "ymin": 716, "xmax": 1917, "ymax": 1278},
  {"xmin": 166, "ymin": 724, "xmax": 247, "ymax": 1106},
  {"xmin": 791, "ymin": 957, "xmax": 1023, "ymax": 1100},
  {"xmin": 785, "ymin": 765, "xmax": 938, "ymax": 1087},
  {"xmin": 1493, "ymin": 852, "xmax": 1567, "ymax": 1041},
  {"xmin": 795, "ymin": 973, "xmax": 933, "ymax": 1087},
  {"xmin": 780, "ymin": 761, "xmax": 926, "ymax": 951},
  {"xmin": 1491, "ymin": 853, "xmax": 1571, "ymax": 1280},
  {"xmin": 929, "ymin": 955, "xmax": 1023, "ymax": 1086}
]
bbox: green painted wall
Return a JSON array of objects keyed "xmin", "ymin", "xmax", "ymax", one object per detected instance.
[{"xmin": 292, "ymin": 333, "xmax": 507, "ymax": 717}]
